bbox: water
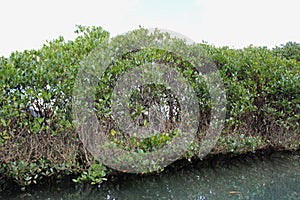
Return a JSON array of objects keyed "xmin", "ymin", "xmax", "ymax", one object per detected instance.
[{"xmin": 2, "ymin": 151, "xmax": 300, "ymax": 199}]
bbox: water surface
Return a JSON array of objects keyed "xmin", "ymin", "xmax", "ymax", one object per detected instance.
[{"xmin": 2, "ymin": 151, "xmax": 300, "ymax": 199}]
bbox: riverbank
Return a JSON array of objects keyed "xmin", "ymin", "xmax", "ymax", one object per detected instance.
[
  {"xmin": 1, "ymin": 149, "xmax": 300, "ymax": 199},
  {"xmin": 0, "ymin": 26, "xmax": 299, "ymax": 190}
]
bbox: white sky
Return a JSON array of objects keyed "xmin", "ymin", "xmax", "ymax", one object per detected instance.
[{"xmin": 1, "ymin": 0, "xmax": 300, "ymax": 57}]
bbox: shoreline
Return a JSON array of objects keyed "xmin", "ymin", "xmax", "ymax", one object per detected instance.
[
  {"xmin": 1, "ymin": 26, "xmax": 299, "ymax": 193},
  {"xmin": 1, "ymin": 148, "xmax": 299, "ymax": 194}
]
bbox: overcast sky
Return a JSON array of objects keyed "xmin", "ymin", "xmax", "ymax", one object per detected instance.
[{"xmin": 1, "ymin": 0, "xmax": 300, "ymax": 57}]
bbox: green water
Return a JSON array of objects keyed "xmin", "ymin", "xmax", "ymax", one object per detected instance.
[{"xmin": 2, "ymin": 151, "xmax": 300, "ymax": 199}]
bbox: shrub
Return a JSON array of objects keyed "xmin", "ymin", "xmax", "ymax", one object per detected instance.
[
  {"xmin": 0, "ymin": 25, "xmax": 109, "ymax": 186},
  {"xmin": 273, "ymin": 41, "xmax": 300, "ymax": 61},
  {"xmin": 0, "ymin": 26, "xmax": 299, "ymax": 187}
]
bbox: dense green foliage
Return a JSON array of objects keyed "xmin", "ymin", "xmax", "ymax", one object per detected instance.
[
  {"xmin": 0, "ymin": 26, "xmax": 299, "ymax": 189},
  {"xmin": 203, "ymin": 44, "xmax": 300, "ymax": 153},
  {"xmin": 0, "ymin": 26, "xmax": 110, "ymax": 187},
  {"xmin": 273, "ymin": 41, "xmax": 300, "ymax": 62}
]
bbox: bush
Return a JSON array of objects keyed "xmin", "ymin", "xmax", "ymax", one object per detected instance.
[
  {"xmin": 204, "ymin": 44, "xmax": 299, "ymax": 152},
  {"xmin": 273, "ymin": 41, "xmax": 300, "ymax": 61},
  {"xmin": 0, "ymin": 26, "xmax": 299, "ymax": 188},
  {"xmin": 0, "ymin": 25, "xmax": 109, "ymax": 187}
]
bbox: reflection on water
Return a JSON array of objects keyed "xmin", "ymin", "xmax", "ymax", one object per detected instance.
[{"xmin": 2, "ymin": 151, "xmax": 300, "ymax": 199}]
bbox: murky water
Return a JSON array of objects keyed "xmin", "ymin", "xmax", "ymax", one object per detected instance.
[{"xmin": 2, "ymin": 151, "xmax": 300, "ymax": 199}]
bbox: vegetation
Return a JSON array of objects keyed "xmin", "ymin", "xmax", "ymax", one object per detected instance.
[
  {"xmin": 273, "ymin": 41, "xmax": 300, "ymax": 62},
  {"xmin": 0, "ymin": 26, "xmax": 299, "ymax": 190}
]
